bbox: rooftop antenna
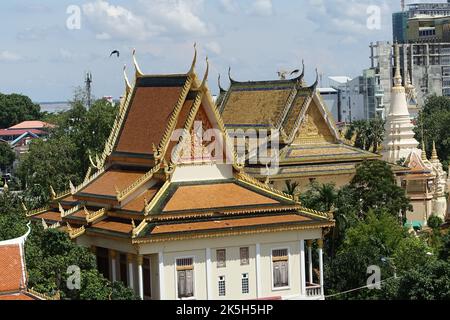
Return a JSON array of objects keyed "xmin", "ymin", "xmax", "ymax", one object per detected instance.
[{"xmin": 85, "ymin": 71, "xmax": 93, "ymax": 109}]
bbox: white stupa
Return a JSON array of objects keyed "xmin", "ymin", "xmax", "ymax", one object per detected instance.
[{"xmin": 383, "ymin": 43, "xmax": 419, "ymax": 163}]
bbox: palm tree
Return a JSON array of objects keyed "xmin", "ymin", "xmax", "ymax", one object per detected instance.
[
  {"xmin": 367, "ymin": 117, "xmax": 385, "ymax": 153},
  {"xmin": 284, "ymin": 180, "xmax": 300, "ymax": 199}
]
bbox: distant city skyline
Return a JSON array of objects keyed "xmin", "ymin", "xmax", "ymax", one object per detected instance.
[{"xmin": 0, "ymin": 0, "xmax": 433, "ymax": 102}]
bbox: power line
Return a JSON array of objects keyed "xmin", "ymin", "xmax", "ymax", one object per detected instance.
[{"xmin": 325, "ymin": 276, "xmax": 398, "ymax": 299}]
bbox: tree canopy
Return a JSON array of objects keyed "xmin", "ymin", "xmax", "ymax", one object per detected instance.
[
  {"xmin": 0, "ymin": 93, "xmax": 42, "ymax": 128},
  {"xmin": 0, "ymin": 142, "xmax": 15, "ymax": 172}
]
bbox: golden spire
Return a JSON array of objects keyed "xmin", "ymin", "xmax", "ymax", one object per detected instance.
[
  {"xmin": 132, "ymin": 48, "xmax": 144, "ymax": 78},
  {"xmin": 394, "ymin": 43, "xmax": 403, "ymax": 87},
  {"xmin": 432, "ymin": 141, "xmax": 438, "ymax": 160},
  {"xmin": 189, "ymin": 43, "xmax": 197, "ymax": 74},
  {"xmin": 123, "ymin": 64, "xmax": 132, "ymax": 95},
  {"xmin": 421, "ymin": 140, "xmax": 427, "ymax": 161}
]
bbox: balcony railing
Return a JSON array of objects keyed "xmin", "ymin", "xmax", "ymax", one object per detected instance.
[{"xmin": 305, "ymin": 284, "xmax": 322, "ymax": 297}]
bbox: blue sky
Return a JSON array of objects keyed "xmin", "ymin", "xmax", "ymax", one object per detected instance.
[{"xmin": 0, "ymin": 0, "xmax": 414, "ymax": 102}]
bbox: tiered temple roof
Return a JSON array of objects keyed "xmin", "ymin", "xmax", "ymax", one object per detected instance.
[
  {"xmin": 29, "ymin": 47, "xmax": 334, "ymax": 243},
  {"xmin": 217, "ymin": 65, "xmax": 379, "ymax": 180}
]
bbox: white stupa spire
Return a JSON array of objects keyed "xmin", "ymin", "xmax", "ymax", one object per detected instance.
[{"xmin": 382, "ymin": 43, "xmax": 419, "ymax": 163}]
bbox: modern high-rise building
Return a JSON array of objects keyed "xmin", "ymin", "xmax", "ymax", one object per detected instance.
[{"xmin": 390, "ymin": 1, "xmax": 450, "ymax": 106}]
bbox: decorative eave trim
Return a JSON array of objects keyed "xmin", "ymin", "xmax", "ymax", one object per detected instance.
[
  {"xmin": 61, "ymin": 205, "xmax": 80, "ymax": 218},
  {"xmin": 116, "ymin": 163, "xmax": 161, "ymax": 202},
  {"xmin": 149, "ymin": 205, "xmax": 304, "ymax": 222},
  {"xmin": 85, "ymin": 207, "xmax": 106, "ymax": 224},
  {"xmin": 132, "ymin": 221, "xmax": 335, "ymax": 244},
  {"xmin": 132, "ymin": 219, "xmax": 148, "ymax": 238},
  {"xmin": 27, "ymin": 289, "xmax": 60, "ymax": 301},
  {"xmin": 26, "ymin": 206, "xmax": 50, "ymax": 218},
  {"xmin": 145, "ymin": 180, "xmax": 171, "ymax": 215},
  {"xmin": 235, "ymin": 172, "xmax": 295, "ymax": 202},
  {"xmin": 71, "ymin": 167, "xmax": 106, "ymax": 195},
  {"xmin": 66, "ymin": 223, "xmax": 86, "ymax": 240}
]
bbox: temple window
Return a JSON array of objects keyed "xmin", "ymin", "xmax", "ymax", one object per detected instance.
[
  {"xmin": 240, "ymin": 247, "xmax": 249, "ymax": 266},
  {"xmin": 217, "ymin": 249, "xmax": 226, "ymax": 268},
  {"xmin": 242, "ymin": 273, "xmax": 249, "ymax": 294},
  {"xmin": 272, "ymin": 249, "xmax": 289, "ymax": 289},
  {"xmin": 176, "ymin": 258, "xmax": 194, "ymax": 299},
  {"xmin": 218, "ymin": 276, "xmax": 226, "ymax": 297}
]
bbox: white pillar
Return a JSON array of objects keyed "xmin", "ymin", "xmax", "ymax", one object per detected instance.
[
  {"xmin": 127, "ymin": 253, "xmax": 134, "ymax": 290},
  {"xmin": 137, "ymin": 255, "xmax": 144, "ymax": 300},
  {"xmin": 307, "ymin": 240, "xmax": 313, "ymax": 285},
  {"xmin": 255, "ymin": 243, "xmax": 262, "ymax": 299},
  {"xmin": 318, "ymin": 239, "xmax": 324, "ymax": 297},
  {"xmin": 206, "ymin": 248, "xmax": 212, "ymax": 300},
  {"xmin": 110, "ymin": 250, "xmax": 117, "ymax": 282},
  {"xmin": 158, "ymin": 251, "xmax": 165, "ymax": 300},
  {"xmin": 299, "ymin": 240, "xmax": 306, "ymax": 297}
]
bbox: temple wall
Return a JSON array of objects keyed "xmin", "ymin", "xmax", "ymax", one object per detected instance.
[{"xmin": 141, "ymin": 229, "xmax": 322, "ymax": 300}]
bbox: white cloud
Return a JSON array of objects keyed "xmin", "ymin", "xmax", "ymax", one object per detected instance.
[
  {"xmin": 82, "ymin": 0, "xmax": 160, "ymax": 41},
  {"xmin": 307, "ymin": 0, "xmax": 391, "ymax": 37},
  {"xmin": 0, "ymin": 51, "xmax": 23, "ymax": 62},
  {"xmin": 205, "ymin": 41, "xmax": 222, "ymax": 55},
  {"xmin": 139, "ymin": 0, "xmax": 211, "ymax": 36},
  {"xmin": 249, "ymin": 0, "xmax": 273, "ymax": 16},
  {"xmin": 220, "ymin": 0, "xmax": 239, "ymax": 13}
]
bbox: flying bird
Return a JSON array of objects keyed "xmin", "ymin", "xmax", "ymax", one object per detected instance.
[{"xmin": 110, "ymin": 50, "xmax": 120, "ymax": 58}]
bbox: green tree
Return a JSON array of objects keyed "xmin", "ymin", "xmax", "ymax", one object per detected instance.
[
  {"xmin": 0, "ymin": 142, "xmax": 15, "ymax": 172},
  {"xmin": 415, "ymin": 95, "xmax": 450, "ymax": 170},
  {"xmin": 300, "ymin": 182, "xmax": 338, "ymax": 212},
  {"xmin": 348, "ymin": 160, "xmax": 412, "ymax": 221},
  {"xmin": 26, "ymin": 228, "xmax": 137, "ymax": 300},
  {"xmin": 0, "ymin": 93, "xmax": 42, "ymax": 128},
  {"xmin": 0, "ymin": 191, "xmax": 28, "ymax": 241}
]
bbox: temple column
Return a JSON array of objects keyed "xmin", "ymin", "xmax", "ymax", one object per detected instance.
[
  {"xmin": 317, "ymin": 239, "xmax": 324, "ymax": 297},
  {"xmin": 306, "ymin": 240, "xmax": 313, "ymax": 285},
  {"xmin": 158, "ymin": 251, "xmax": 165, "ymax": 300},
  {"xmin": 137, "ymin": 255, "xmax": 144, "ymax": 300},
  {"xmin": 255, "ymin": 243, "xmax": 262, "ymax": 299},
  {"xmin": 110, "ymin": 250, "xmax": 117, "ymax": 282},
  {"xmin": 206, "ymin": 248, "xmax": 212, "ymax": 300},
  {"xmin": 127, "ymin": 253, "xmax": 134, "ymax": 291},
  {"xmin": 299, "ymin": 240, "xmax": 306, "ymax": 297}
]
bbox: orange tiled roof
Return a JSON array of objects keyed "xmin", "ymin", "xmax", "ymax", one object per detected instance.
[
  {"xmin": 80, "ymin": 170, "xmax": 144, "ymax": 197},
  {"xmin": 162, "ymin": 182, "xmax": 279, "ymax": 212},
  {"xmin": 9, "ymin": 121, "xmax": 55, "ymax": 130},
  {"xmin": 92, "ymin": 220, "xmax": 133, "ymax": 234},
  {"xmin": 0, "ymin": 292, "xmax": 36, "ymax": 300},
  {"xmin": 150, "ymin": 214, "xmax": 312, "ymax": 235},
  {"xmin": 122, "ymin": 188, "xmax": 159, "ymax": 212},
  {"xmin": 115, "ymin": 85, "xmax": 185, "ymax": 155},
  {"xmin": 0, "ymin": 245, "xmax": 24, "ymax": 293},
  {"xmin": 34, "ymin": 211, "xmax": 62, "ymax": 222}
]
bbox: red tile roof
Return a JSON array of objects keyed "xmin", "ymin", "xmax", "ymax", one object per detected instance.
[
  {"xmin": 0, "ymin": 129, "xmax": 45, "ymax": 137},
  {"xmin": 163, "ymin": 183, "xmax": 279, "ymax": 212},
  {"xmin": 0, "ymin": 244, "xmax": 25, "ymax": 293},
  {"xmin": 9, "ymin": 121, "xmax": 55, "ymax": 130}
]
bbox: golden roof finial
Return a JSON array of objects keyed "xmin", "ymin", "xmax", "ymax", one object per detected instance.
[
  {"xmin": 131, "ymin": 219, "xmax": 136, "ymax": 229},
  {"xmin": 50, "ymin": 185, "xmax": 56, "ymax": 199},
  {"xmin": 189, "ymin": 43, "xmax": 197, "ymax": 74},
  {"xmin": 123, "ymin": 64, "xmax": 132, "ymax": 94},
  {"xmin": 200, "ymin": 57, "xmax": 209, "ymax": 89},
  {"xmin": 432, "ymin": 141, "xmax": 438, "ymax": 160},
  {"xmin": 132, "ymin": 48, "xmax": 144, "ymax": 78},
  {"xmin": 421, "ymin": 140, "xmax": 427, "ymax": 161}
]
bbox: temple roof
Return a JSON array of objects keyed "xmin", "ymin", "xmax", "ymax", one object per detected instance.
[{"xmin": 28, "ymin": 48, "xmax": 334, "ymax": 244}]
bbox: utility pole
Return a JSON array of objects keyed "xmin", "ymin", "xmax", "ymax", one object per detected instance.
[{"xmin": 85, "ymin": 71, "xmax": 93, "ymax": 109}]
